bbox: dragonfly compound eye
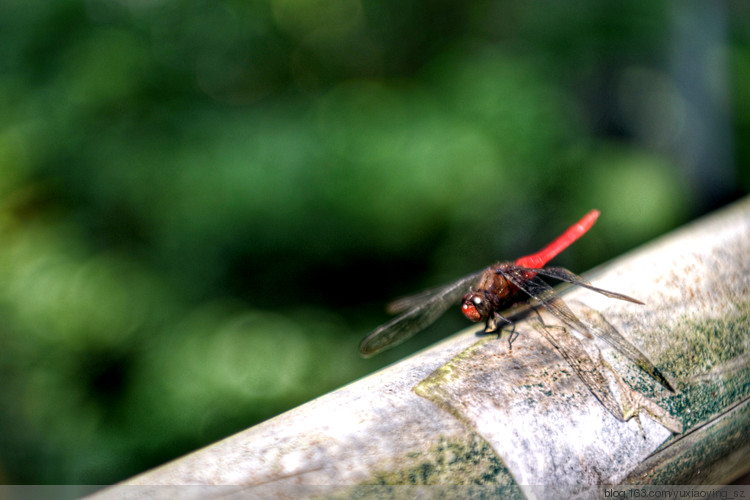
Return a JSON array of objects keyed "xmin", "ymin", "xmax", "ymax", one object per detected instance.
[{"xmin": 461, "ymin": 294, "xmax": 485, "ymax": 322}]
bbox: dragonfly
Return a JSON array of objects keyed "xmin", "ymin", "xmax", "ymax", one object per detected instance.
[{"xmin": 359, "ymin": 209, "xmax": 674, "ymax": 392}]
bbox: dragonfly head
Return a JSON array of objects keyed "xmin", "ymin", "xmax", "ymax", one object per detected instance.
[{"xmin": 461, "ymin": 292, "xmax": 489, "ymax": 322}]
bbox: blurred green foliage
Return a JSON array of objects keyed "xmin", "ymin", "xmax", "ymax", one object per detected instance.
[{"xmin": 0, "ymin": 0, "xmax": 747, "ymax": 485}]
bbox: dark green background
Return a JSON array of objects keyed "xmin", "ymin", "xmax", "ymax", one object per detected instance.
[{"xmin": 0, "ymin": 0, "xmax": 747, "ymax": 485}]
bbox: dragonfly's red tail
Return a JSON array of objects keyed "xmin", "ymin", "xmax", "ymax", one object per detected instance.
[{"xmin": 514, "ymin": 209, "xmax": 600, "ymax": 269}]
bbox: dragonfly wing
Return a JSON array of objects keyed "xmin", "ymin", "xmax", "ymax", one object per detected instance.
[
  {"xmin": 386, "ymin": 286, "xmax": 458, "ymax": 315},
  {"xmin": 521, "ymin": 266, "xmax": 644, "ymax": 304},
  {"xmin": 501, "ymin": 268, "xmax": 596, "ymax": 340},
  {"xmin": 504, "ymin": 268, "xmax": 626, "ymax": 419},
  {"xmin": 530, "ymin": 318, "xmax": 625, "ymax": 421},
  {"xmin": 385, "ymin": 270, "xmax": 485, "ymax": 314},
  {"xmin": 505, "ymin": 267, "xmax": 673, "ymax": 391},
  {"xmin": 578, "ymin": 310, "xmax": 675, "ymax": 392},
  {"xmin": 359, "ymin": 271, "xmax": 484, "ymax": 357}
]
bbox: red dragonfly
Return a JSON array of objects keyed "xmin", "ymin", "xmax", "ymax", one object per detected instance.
[{"xmin": 360, "ymin": 210, "xmax": 673, "ymax": 391}]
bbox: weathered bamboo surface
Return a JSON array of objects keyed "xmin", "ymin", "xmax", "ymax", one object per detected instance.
[{"xmin": 89, "ymin": 197, "xmax": 750, "ymax": 499}]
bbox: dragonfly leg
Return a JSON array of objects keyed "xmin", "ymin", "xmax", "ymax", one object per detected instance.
[
  {"xmin": 531, "ymin": 307, "xmax": 547, "ymax": 327},
  {"xmin": 528, "ymin": 307, "xmax": 569, "ymax": 338},
  {"xmin": 484, "ymin": 312, "xmax": 510, "ymax": 332},
  {"xmin": 485, "ymin": 312, "xmax": 516, "ymax": 349},
  {"xmin": 484, "ymin": 314, "xmax": 496, "ymax": 333},
  {"xmin": 507, "ymin": 324, "xmax": 519, "ymax": 349}
]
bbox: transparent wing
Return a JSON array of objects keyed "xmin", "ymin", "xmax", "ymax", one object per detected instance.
[
  {"xmin": 502, "ymin": 266, "xmax": 672, "ymax": 391},
  {"xmin": 522, "ymin": 266, "xmax": 644, "ymax": 304},
  {"xmin": 386, "ymin": 284, "xmax": 461, "ymax": 315},
  {"xmin": 583, "ymin": 310, "xmax": 675, "ymax": 392},
  {"xmin": 530, "ymin": 317, "xmax": 625, "ymax": 421},
  {"xmin": 501, "ymin": 267, "xmax": 597, "ymax": 340},
  {"xmin": 359, "ymin": 270, "xmax": 484, "ymax": 357}
]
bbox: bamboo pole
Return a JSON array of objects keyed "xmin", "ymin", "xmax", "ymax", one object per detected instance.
[{"xmin": 89, "ymin": 197, "xmax": 750, "ymax": 498}]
